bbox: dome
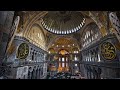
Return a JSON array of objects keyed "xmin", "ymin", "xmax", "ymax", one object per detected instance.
[{"xmin": 41, "ymin": 11, "xmax": 85, "ymax": 35}]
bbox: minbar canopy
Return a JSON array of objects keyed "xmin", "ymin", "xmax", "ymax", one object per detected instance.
[{"xmin": 41, "ymin": 11, "xmax": 85, "ymax": 35}]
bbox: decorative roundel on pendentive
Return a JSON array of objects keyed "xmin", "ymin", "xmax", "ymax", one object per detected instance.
[
  {"xmin": 16, "ymin": 43, "xmax": 29, "ymax": 59},
  {"xmin": 109, "ymin": 12, "xmax": 120, "ymax": 33},
  {"xmin": 100, "ymin": 42, "xmax": 116, "ymax": 60}
]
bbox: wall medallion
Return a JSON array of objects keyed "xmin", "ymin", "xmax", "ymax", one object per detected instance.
[
  {"xmin": 17, "ymin": 43, "xmax": 29, "ymax": 59},
  {"xmin": 100, "ymin": 42, "xmax": 116, "ymax": 60}
]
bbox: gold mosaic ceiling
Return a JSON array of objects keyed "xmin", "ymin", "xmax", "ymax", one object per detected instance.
[
  {"xmin": 52, "ymin": 37, "xmax": 76, "ymax": 46},
  {"xmin": 48, "ymin": 36, "xmax": 80, "ymax": 54}
]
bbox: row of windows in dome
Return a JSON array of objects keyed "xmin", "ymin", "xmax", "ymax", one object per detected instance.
[{"xmin": 41, "ymin": 18, "xmax": 85, "ymax": 34}]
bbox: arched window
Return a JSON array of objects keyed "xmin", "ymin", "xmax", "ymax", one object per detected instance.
[
  {"xmin": 62, "ymin": 57, "xmax": 65, "ymax": 61},
  {"xmin": 62, "ymin": 63, "xmax": 65, "ymax": 67},
  {"xmin": 74, "ymin": 55, "xmax": 77, "ymax": 61}
]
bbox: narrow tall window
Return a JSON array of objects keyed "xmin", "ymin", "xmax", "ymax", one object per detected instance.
[
  {"xmin": 98, "ymin": 53, "xmax": 101, "ymax": 62},
  {"xmin": 62, "ymin": 57, "xmax": 64, "ymax": 62},
  {"xmin": 75, "ymin": 55, "xmax": 77, "ymax": 61},
  {"xmin": 62, "ymin": 63, "xmax": 65, "ymax": 67}
]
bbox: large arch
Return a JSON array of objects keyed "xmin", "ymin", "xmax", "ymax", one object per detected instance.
[
  {"xmin": 80, "ymin": 22, "xmax": 102, "ymax": 48},
  {"xmin": 26, "ymin": 23, "xmax": 46, "ymax": 50},
  {"xmin": 23, "ymin": 11, "xmax": 48, "ymax": 37}
]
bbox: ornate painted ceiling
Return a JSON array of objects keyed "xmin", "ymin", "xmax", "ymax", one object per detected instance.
[{"xmin": 14, "ymin": 11, "xmax": 110, "ymax": 51}]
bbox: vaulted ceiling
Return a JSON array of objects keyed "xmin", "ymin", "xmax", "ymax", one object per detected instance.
[{"xmin": 15, "ymin": 11, "xmax": 109, "ymax": 51}]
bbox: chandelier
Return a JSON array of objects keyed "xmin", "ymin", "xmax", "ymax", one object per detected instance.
[{"xmin": 41, "ymin": 11, "xmax": 85, "ymax": 35}]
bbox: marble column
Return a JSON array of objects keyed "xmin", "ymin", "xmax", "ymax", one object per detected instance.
[
  {"xmin": 31, "ymin": 70, "xmax": 34, "ymax": 79},
  {"xmin": 35, "ymin": 69, "xmax": 38, "ymax": 79},
  {"xmin": 36, "ymin": 69, "xmax": 39, "ymax": 79},
  {"xmin": 39, "ymin": 68, "xmax": 41, "ymax": 79},
  {"xmin": 33, "ymin": 69, "xmax": 36, "ymax": 79},
  {"xmin": 28, "ymin": 71, "xmax": 31, "ymax": 79}
]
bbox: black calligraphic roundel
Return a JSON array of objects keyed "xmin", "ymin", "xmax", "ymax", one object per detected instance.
[{"xmin": 17, "ymin": 43, "xmax": 29, "ymax": 59}]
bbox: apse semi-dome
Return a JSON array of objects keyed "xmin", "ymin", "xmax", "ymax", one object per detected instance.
[{"xmin": 41, "ymin": 11, "xmax": 86, "ymax": 35}]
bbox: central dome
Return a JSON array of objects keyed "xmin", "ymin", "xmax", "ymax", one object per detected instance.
[{"xmin": 41, "ymin": 11, "xmax": 85, "ymax": 34}]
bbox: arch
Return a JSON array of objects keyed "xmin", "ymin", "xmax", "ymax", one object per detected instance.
[
  {"xmin": 23, "ymin": 11, "xmax": 48, "ymax": 37},
  {"xmin": 26, "ymin": 23, "xmax": 46, "ymax": 50},
  {"xmin": 48, "ymin": 48, "xmax": 56, "ymax": 54},
  {"xmin": 81, "ymin": 22, "xmax": 101, "ymax": 36},
  {"xmin": 28, "ymin": 23, "xmax": 46, "ymax": 40},
  {"xmin": 47, "ymin": 36, "xmax": 80, "ymax": 50},
  {"xmin": 28, "ymin": 66, "xmax": 34, "ymax": 72},
  {"xmin": 81, "ymin": 22, "xmax": 102, "ymax": 48},
  {"xmin": 72, "ymin": 47, "xmax": 79, "ymax": 53}
]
